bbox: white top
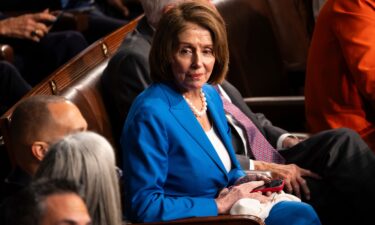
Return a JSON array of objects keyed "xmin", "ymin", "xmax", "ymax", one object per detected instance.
[{"xmin": 206, "ymin": 126, "xmax": 232, "ymax": 172}]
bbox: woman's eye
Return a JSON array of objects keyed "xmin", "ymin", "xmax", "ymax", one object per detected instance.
[
  {"xmin": 179, "ymin": 48, "xmax": 192, "ymax": 55},
  {"xmin": 203, "ymin": 48, "xmax": 213, "ymax": 55}
]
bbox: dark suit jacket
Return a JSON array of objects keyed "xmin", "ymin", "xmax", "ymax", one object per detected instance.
[
  {"xmin": 102, "ymin": 17, "xmax": 152, "ymax": 136},
  {"xmin": 0, "ymin": 61, "xmax": 31, "ymax": 114},
  {"xmin": 0, "ymin": 166, "xmax": 31, "ymax": 204},
  {"xmin": 0, "ymin": 0, "xmax": 60, "ymax": 11},
  {"xmin": 220, "ymin": 81, "xmax": 287, "ymax": 168}
]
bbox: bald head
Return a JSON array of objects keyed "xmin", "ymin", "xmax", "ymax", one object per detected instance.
[
  {"xmin": 10, "ymin": 95, "xmax": 87, "ymax": 175},
  {"xmin": 44, "ymin": 100, "xmax": 88, "ymax": 144}
]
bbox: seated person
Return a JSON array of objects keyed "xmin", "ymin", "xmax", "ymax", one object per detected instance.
[
  {"xmin": 0, "ymin": 10, "xmax": 88, "ymax": 85},
  {"xmin": 0, "ymin": 0, "xmax": 127, "ymax": 44},
  {"xmin": 35, "ymin": 131, "xmax": 122, "ymax": 225},
  {"xmin": 103, "ymin": 1, "xmax": 375, "ymax": 223},
  {"xmin": 1, "ymin": 95, "xmax": 87, "ymax": 202},
  {"xmin": 122, "ymin": 2, "xmax": 321, "ymax": 224},
  {"xmin": 0, "ymin": 61, "xmax": 31, "ymax": 114},
  {"xmin": 305, "ymin": 0, "xmax": 375, "ymax": 151},
  {"xmin": 61, "ymin": 0, "xmax": 128, "ymax": 43},
  {"xmin": 103, "ymin": 0, "xmax": 187, "ymax": 129},
  {"xmin": 0, "ymin": 178, "xmax": 91, "ymax": 225},
  {"xmin": 79, "ymin": 0, "xmax": 130, "ymax": 18},
  {"xmin": 97, "ymin": 0, "xmax": 143, "ymax": 20}
]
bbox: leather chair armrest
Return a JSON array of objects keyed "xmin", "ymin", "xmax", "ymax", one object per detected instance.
[
  {"xmin": 131, "ymin": 215, "xmax": 264, "ymax": 225},
  {"xmin": 244, "ymin": 96, "xmax": 306, "ymax": 132},
  {"xmin": 0, "ymin": 44, "xmax": 14, "ymax": 63}
]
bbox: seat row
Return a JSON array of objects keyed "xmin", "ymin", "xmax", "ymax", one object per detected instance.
[{"xmin": 0, "ymin": 0, "xmax": 316, "ymax": 224}]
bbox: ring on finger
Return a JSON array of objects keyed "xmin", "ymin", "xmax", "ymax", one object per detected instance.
[
  {"xmin": 31, "ymin": 29, "xmax": 42, "ymax": 37},
  {"xmin": 31, "ymin": 30, "xmax": 37, "ymax": 37}
]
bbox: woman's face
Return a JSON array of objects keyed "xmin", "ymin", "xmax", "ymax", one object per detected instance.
[{"xmin": 171, "ymin": 22, "xmax": 215, "ymax": 93}]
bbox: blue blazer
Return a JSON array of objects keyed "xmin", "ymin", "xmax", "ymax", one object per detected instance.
[{"xmin": 121, "ymin": 82, "xmax": 245, "ymax": 222}]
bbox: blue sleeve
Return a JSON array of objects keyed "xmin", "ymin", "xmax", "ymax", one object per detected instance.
[{"xmin": 121, "ymin": 111, "xmax": 218, "ymax": 222}]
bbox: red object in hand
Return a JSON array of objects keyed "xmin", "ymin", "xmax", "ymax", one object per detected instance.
[{"xmin": 251, "ymin": 179, "xmax": 285, "ymax": 193}]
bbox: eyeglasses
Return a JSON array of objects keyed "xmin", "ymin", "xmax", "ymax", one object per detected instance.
[{"xmin": 115, "ymin": 167, "xmax": 123, "ymax": 179}]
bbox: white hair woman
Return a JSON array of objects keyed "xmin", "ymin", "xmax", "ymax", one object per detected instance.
[{"xmin": 34, "ymin": 131, "xmax": 122, "ymax": 225}]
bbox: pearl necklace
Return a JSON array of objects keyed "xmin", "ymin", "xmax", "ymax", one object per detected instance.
[{"xmin": 183, "ymin": 89, "xmax": 207, "ymax": 117}]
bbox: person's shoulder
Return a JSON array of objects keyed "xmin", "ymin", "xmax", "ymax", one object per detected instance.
[
  {"xmin": 203, "ymin": 84, "xmax": 221, "ymax": 102},
  {"xmin": 102, "ymin": 30, "xmax": 150, "ymax": 77},
  {"xmin": 203, "ymin": 84, "xmax": 216, "ymax": 94},
  {"xmin": 117, "ymin": 30, "xmax": 151, "ymax": 56},
  {"xmin": 131, "ymin": 83, "xmax": 169, "ymax": 111},
  {"xmin": 125, "ymin": 84, "xmax": 172, "ymax": 126},
  {"xmin": 331, "ymin": 0, "xmax": 371, "ymax": 15}
]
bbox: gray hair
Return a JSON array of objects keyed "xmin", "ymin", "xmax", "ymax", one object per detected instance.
[
  {"xmin": 34, "ymin": 131, "xmax": 122, "ymax": 225},
  {"xmin": 139, "ymin": 0, "xmax": 185, "ymax": 27}
]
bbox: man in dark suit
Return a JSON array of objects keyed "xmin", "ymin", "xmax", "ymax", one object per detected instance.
[
  {"xmin": 217, "ymin": 81, "xmax": 375, "ymax": 225},
  {"xmin": 0, "ymin": 61, "xmax": 31, "ymax": 115},
  {"xmin": 102, "ymin": 10, "xmax": 152, "ymax": 134},
  {"xmin": 0, "ymin": 96, "xmax": 88, "ymax": 203},
  {"xmin": 101, "ymin": 0, "xmax": 375, "ymax": 224}
]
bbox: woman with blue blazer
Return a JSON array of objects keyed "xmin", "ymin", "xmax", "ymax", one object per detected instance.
[{"xmin": 121, "ymin": 2, "xmax": 321, "ymax": 225}]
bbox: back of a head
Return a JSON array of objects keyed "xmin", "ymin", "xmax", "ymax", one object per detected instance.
[
  {"xmin": 139, "ymin": 0, "xmax": 185, "ymax": 27},
  {"xmin": 10, "ymin": 95, "xmax": 67, "ymax": 151},
  {"xmin": 9, "ymin": 95, "xmax": 67, "ymax": 169},
  {"xmin": 9, "ymin": 95, "xmax": 87, "ymax": 175},
  {"xmin": 35, "ymin": 131, "xmax": 122, "ymax": 225},
  {"xmin": 0, "ymin": 178, "xmax": 82, "ymax": 225}
]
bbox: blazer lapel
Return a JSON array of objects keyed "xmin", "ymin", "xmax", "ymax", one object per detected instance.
[
  {"xmin": 163, "ymin": 84, "xmax": 229, "ymax": 175},
  {"xmin": 205, "ymin": 88, "xmax": 239, "ymax": 168}
]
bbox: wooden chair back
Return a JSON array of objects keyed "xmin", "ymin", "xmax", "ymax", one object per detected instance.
[{"xmin": 0, "ymin": 15, "xmax": 143, "ymax": 166}]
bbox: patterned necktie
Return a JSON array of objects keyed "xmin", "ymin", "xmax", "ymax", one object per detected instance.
[{"xmin": 216, "ymin": 86, "xmax": 285, "ymax": 164}]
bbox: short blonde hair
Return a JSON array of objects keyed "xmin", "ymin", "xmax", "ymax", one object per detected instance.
[{"xmin": 149, "ymin": 0, "xmax": 229, "ymax": 84}]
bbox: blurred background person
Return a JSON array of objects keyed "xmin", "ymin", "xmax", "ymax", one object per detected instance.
[
  {"xmin": 0, "ymin": 10, "xmax": 88, "ymax": 85},
  {"xmin": 305, "ymin": 0, "xmax": 375, "ymax": 151},
  {"xmin": 97, "ymin": 0, "xmax": 143, "ymax": 20},
  {"xmin": 0, "ymin": 61, "xmax": 31, "ymax": 114},
  {"xmin": 0, "ymin": 178, "xmax": 91, "ymax": 225},
  {"xmin": 35, "ymin": 131, "xmax": 122, "ymax": 225},
  {"xmin": 0, "ymin": 0, "xmax": 130, "ymax": 44}
]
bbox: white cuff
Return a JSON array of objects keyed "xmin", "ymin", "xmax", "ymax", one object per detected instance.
[
  {"xmin": 277, "ymin": 133, "xmax": 294, "ymax": 150},
  {"xmin": 249, "ymin": 159, "xmax": 255, "ymax": 170}
]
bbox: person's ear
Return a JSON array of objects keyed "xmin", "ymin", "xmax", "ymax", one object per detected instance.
[{"xmin": 31, "ymin": 141, "xmax": 49, "ymax": 161}]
